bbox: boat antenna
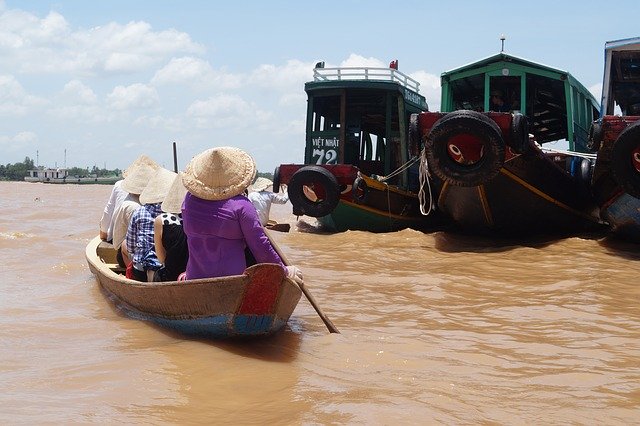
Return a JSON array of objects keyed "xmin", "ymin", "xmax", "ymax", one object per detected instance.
[{"xmin": 500, "ymin": 34, "xmax": 506, "ymax": 52}]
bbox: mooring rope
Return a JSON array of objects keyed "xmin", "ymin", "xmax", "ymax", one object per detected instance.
[{"xmin": 418, "ymin": 148, "xmax": 434, "ymax": 216}]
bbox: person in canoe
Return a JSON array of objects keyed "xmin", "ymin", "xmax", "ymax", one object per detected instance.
[
  {"xmin": 180, "ymin": 146, "xmax": 303, "ymax": 284},
  {"xmin": 247, "ymin": 177, "xmax": 289, "ymax": 227}
]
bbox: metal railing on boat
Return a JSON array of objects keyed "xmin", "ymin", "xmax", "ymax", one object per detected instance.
[{"xmin": 313, "ymin": 67, "xmax": 421, "ymax": 93}]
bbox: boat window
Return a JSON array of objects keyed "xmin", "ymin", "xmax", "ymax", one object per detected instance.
[
  {"xmin": 311, "ymin": 96, "xmax": 341, "ymax": 132},
  {"xmin": 489, "ymin": 76, "xmax": 521, "ymax": 112},
  {"xmin": 526, "ymin": 74, "xmax": 567, "ymax": 143},
  {"xmin": 450, "ymin": 74, "xmax": 484, "ymax": 111}
]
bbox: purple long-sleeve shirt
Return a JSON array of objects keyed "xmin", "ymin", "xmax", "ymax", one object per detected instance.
[{"xmin": 182, "ymin": 192, "xmax": 285, "ymax": 279}]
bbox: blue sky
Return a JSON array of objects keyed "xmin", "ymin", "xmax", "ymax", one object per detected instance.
[{"xmin": 1, "ymin": 0, "xmax": 638, "ymax": 173}]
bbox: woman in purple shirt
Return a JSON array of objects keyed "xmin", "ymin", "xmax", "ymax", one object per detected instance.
[{"xmin": 181, "ymin": 146, "xmax": 303, "ymax": 283}]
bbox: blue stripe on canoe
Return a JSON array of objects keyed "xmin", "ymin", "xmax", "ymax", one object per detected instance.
[{"xmin": 148, "ymin": 314, "xmax": 288, "ymax": 338}]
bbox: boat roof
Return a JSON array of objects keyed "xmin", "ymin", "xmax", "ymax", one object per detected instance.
[
  {"xmin": 442, "ymin": 52, "xmax": 567, "ymax": 77},
  {"xmin": 441, "ymin": 52, "xmax": 595, "ymax": 98},
  {"xmin": 305, "ymin": 66, "xmax": 427, "ymax": 109}
]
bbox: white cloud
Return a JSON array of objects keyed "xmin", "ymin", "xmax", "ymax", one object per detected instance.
[
  {"xmin": 588, "ymin": 83, "xmax": 602, "ymax": 103},
  {"xmin": 0, "ymin": 7, "xmax": 204, "ymax": 75},
  {"xmin": 107, "ymin": 83, "xmax": 159, "ymax": 110},
  {"xmin": 61, "ymin": 80, "xmax": 98, "ymax": 104},
  {"xmin": 410, "ymin": 70, "xmax": 442, "ymax": 111},
  {"xmin": 151, "ymin": 56, "xmax": 242, "ymax": 89},
  {"xmin": 0, "ymin": 74, "xmax": 48, "ymax": 115},
  {"xmin": 339, "ymin": 54, "xmax": 386, "ymax": 68},
  {"xmin": 0, "ymin": 130, "xmax": 38, "ymax": 152}
]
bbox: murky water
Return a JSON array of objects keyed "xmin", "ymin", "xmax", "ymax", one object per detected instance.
[{"xmin": 0, "ymin": 181, "xmax": 638, "ymax": 424}]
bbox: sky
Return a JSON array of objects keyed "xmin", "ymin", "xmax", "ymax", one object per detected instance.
[{"xmin": 1, "ymin": 0, "xmax": 639, "ymax": 174}]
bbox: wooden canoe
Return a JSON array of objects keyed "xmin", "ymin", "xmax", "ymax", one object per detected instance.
[{"xmin": 85, "ymin": 236, "xmax": 302, "ymax": 338}]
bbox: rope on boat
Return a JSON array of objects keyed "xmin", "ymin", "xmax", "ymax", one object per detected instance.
[
  {"xmin": 377, "ymin": 156, "xmax": 420, "ymax": 182},
  {"xmin": 418, "ymin": 148, "xmax": 435, "ymax": 216},
  {"xmin": 540, "ymin": 147, "xmax": 597, "ymax": 160}
]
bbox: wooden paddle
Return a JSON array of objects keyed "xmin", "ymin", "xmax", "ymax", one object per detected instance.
[{"xmin": 265, "ymin": 229, "xmax": 340, "ymax": 334}]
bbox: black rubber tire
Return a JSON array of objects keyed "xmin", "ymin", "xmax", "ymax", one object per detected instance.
[
  {"xmin": 611, "ymin": 121, "xmax": 640, "ymax": 199},
  {"xmin": 272, "ymin": 166, "xmax": 281, "ymax": 193},
  {"xmin": 351, "ymin": 176, "xmax": 368, "ymax": 203},
  {"xmin": 587, "ymin": 121, "xmax": 603, "ymax": 152},
  {"xmin": 424, "ymin": 110, "xmax": 505, "ymax": 187},
  {"xmin": 287, "ymin": 166, "xmax": 340, "ymax": 217},
  {"xmin": 509, "ymin": 112, "xmax": 529, "ymax": 154},
  {"xmin": 408, "ymin": 113, "xmax": 421, "ymax": 157}
]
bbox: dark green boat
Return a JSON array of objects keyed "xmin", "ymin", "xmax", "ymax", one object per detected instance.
[
  {"xmin": 276, "ymin": 61, "xmax": 444, "ymax": 232},
  {"xmin": 411, "ymin": 52, "xmax": 604, "ymax": 236}
]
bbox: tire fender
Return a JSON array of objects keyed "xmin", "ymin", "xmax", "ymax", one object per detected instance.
[
  {"xmin": 424, "ymin": 110, "xmax": 505, "ymax": 187},
  {"xmin": 612, "ymin": 120, "xmax": 640, "ymax": 199},
  {"xmin": 509, "ymin": 113, "xmax": 529, "ymax": 154},
  {"xmin": 287, "ymin": 166, "xmax": 340, "ymax": 217},
  {"xmin": 352, "ymin": 176, "xmax": 368, "ymax": 203}
]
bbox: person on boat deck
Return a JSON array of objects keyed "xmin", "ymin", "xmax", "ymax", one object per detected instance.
[
  {"xmin": 99, "ymin": 155, "xmax": 157, "ymax": 243},
  {"xmin": 152, "ymin": 172, "xmax": 189, "ymax": 282},
  {"xmin": 112, "ymin": 156, "xmax": 160, "ymax": 267},
  {"xmin": 125, "ymin": 167, "xmax": 177, "ymax": 282},
  {"xmin": 489, "ymin": 89, "xmax": 511, "ymax": 112},
  {"xmin": 180, "ymin": 146, "xmax": 303, "ymax": 284},
  {"xmin": 99, "ymin": 179, "xmax": 126, "ymax": 243},
  {"xmin": 247, "ymin": 177, "xmax": 289, "ymax": 226}
]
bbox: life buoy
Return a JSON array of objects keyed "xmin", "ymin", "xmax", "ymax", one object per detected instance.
[
  {"xmin": 611, "ymin": 120, "xmax": 640, "ymax": 199},
  {"xmin": 408, "ymin": 113, "xmax": 421, "ymax": 157},
  {"xmin": 287, "ymin": 166, "xmax": 340, "ymax": 217},
  {"xmin": 272, "ymin": 166, "xmax": 281, "ymax": 193},
  {"xmin": 509, "ymin": 112, "xmax": 529, "ymax": 154},
  {"xmin": 587, "ymin": 121, "xmax": 603, "ymax": 151},
  {"xmin": 352, "ymin": 176, "xmax": 368, "ymax": 203},
  {"xmin": 424, "ymin": 110, "xmax": 505, "ymax": 187}
]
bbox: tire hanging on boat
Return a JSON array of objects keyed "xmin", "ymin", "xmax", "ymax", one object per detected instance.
[
  {"xmin": 287, "ymin": 165, "xmax": 340, "ymax": 217},
  {"xmin": 424, "ymin": 110, "xmax": 505, "ymax": 187},
  {"xmin": 509, "ymin": 112, "xmax": 529, "ymax": 154},
  {"xmin": 272, "ymin": 166, "xmax": 281, "ymax": 193},
  {"xmin": 351, "ymin": 176, "xmax": 368, "ymax": 203},
  {"xmin": 408, "ymin": 113, "xmax": 421, "ymax": 157},
  {"xmin": 587, "ymin": 121, "xmax": 603, "ymax": 151},
  {"xmin": 611, "ymin": 120, "xmax": 640, "ymax": 199}
]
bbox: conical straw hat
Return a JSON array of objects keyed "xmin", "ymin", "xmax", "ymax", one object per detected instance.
[
  {"xmin": 121, "ymin": 155, "xmax": 160, "ymax": 195},
  {"xmin": 139, "ymin": 168, "xmax": 178, "ymax": 205},
  {"xmin": 182, "ymin": 147, "xmax": 256, "ymax": 201},
  {"xmin": 248, "ymin": 177, "xmax": 273, "ymax": 192},
  {"xmin": 161, "ymin": 172, "xmax": 188, "ymax": 214}
]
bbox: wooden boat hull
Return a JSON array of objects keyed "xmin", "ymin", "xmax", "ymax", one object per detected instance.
[
  {"xmin": 85, "ymin": 237, "xmax": 302, "ymax": 338},
  {"xmin": 434, "ymin": 148, "xmax": 603, "ymax": 235}
]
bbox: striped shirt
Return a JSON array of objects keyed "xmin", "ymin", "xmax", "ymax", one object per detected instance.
[{"xmin": 126, "ymin": 203, "xmax": 163, "ymax": 271}]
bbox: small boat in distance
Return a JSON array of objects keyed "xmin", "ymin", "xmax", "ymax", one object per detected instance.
[
  {"xmin": 411, "ymin": 52, "xmax": 604, "ymax": 236},
  {"xmin": 588, "ymin": 36, "xmax": 640, "ymax": 243},
  {"xmin": 25, "ymin": 167, "xmax": 120, "ymax": 185},
  {"xmin": 85, "ymin": 236, "xmax": 302, "ymax": 338},
  {"xmin": 275, "ymin": 61, "xmax": 444, "ymax": 233}
]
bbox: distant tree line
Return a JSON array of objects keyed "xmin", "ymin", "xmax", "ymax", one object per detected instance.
[
  {"xmin": 0, "ymin": 157, "xmax": 122, "ymax": 181},
  {"xmin": 1, "ymin": 157, "xmax": 274, "ymax": 182}
]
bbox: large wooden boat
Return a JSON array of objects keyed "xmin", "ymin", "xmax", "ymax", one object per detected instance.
[
  {"xmin": 588, "ymin": 37, "xmax": 640, "ymax": 243},
  {"xmin": 411, "ymin": 52, "xmax": 604, "ymax": 236},
  {"xmin": 85, "ymin": 236, "xmax": 302, "ymax": 338},
  {"xmin": 275, "ymin": 61, "xmax": 444, "ymax": 233}
]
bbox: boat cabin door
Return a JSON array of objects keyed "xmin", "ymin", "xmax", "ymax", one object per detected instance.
[{"xmin": 486, "ymin": 72, "xmax": 524, "ymax": 114}]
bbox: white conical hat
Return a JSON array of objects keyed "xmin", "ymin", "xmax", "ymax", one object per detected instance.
[
  {"xmin": 160, "ymin": 172, "xmax": 188, "ymax": 213},
  {"xmin": 248, "ymin": 177, "xmax": 273, "ymax": 192},
  {"xmin": 121, "ymin": 155, "xmax": 160, "ymax": 195},
  {"xmin": 139, "ymin": 168, "xmax": 177, "ymax": 205}
]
